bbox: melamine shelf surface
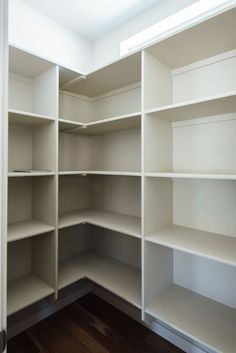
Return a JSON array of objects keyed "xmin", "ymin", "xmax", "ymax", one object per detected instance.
[
  {"xmin": 146, "ymin": 225, "xmax": 236, "ymax": 267},
  {"xmin": 146, "ymin": 91, "xmax": 236, "ymax": 122},
  {"xmin": 59, "ymin": 251, "xmax": 141, "ymax": 308},
  {"xmin": 59, "ymin": 171, "xmax": 141, "ymax": 176},
  {"xmin": 59, "ymin": 112, "xmax": 141, "ymax": 135},
  {"xmin": 59, "ymin": 208, "xmax": 141, "ymax": 238},
  {"xmin": 8, "ymin": 109, "xmax": 55, "ymax": 125},
  {"xmin": 8, "ymin": 273, "xmax": 54, "ymax": 316},
  {"xmin": 145, "ymin": 172, "xmax": 236, "ymax": 180},
  {"xmin": 146, "ymin": 285, "xmax": 236, "ymax": 353},
  {"xmin": 8, "ymin": 172, "xmax": 56, "ymax": 177},
  {"xmin": 8, "ymin": 220, "xmax": 55, "ymax": 242}
]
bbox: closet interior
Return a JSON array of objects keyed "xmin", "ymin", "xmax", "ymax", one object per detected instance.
[{"xmin": 5, "ymin": 7, "xmax": 236, "ymax": 353}]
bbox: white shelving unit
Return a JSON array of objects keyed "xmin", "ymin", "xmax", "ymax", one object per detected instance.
[
  {"xmin": 142, "ymin": 7, "xmax": 236, "ymax": 353},
  {"xmin": 4, "ymin": 7, "xmax": 236, "ymax": 353}
]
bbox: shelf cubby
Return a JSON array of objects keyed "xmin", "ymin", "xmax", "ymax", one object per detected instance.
[
  {"xmin": 8, "ymin": 115, "xmax": 56, "ymax": 174},
  {"xmin": 8, "ymin": 176, "xmax": 56, "ymax": 241},
  {"xmin": 59, "ymin": 126, "xmax": 141, "ymax": 174},
  {"xmin": 9, "ymin": 46, "xmax": 58, "ymax": 118},
  {"xmin": 144, "ymin": 113, "xmax": 236, "ymax": 175},
  {"xmin": 144, "ymin": 243, "xmax": 236, "ymax": 353},
  {"xmin": 59, "ymin": 175, "xmax": 141, "ymax": 237},
  {"xmin": 144, "ymin": 177, "xmax": 236, "ymax": 261},
  {"xmin": 8, "ymin": 232, "xmax": 56, "ymax": 315},
  {"xmin": 58, "ymin": 225, "xmax": 141, "ymax": 308}
]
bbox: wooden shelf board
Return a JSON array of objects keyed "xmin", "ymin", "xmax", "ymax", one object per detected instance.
[
  {"xmin": 59, "ymin": 171, "xmax": 141, "ymax": 176},
  {"xmin": 59, "ymin": 208, "xmax": 141, "ymax": 238},
  {"xmin": 59, "ymin": 251, "xmax": 141, "ymax": 308},
  {"xmin": 8, "ymin": 273, "xmax": 54, "ymax": 316},
  {"xmin": 8, "ymin": 171, "xmax": 55, "ymax": 177},
  {"xmin": 8, "ymin": 220, "xmax": 55, "ymax": 242},
  {"xmin": 146, "ymin": 91, "xmax": 236, "ymax": 122},
  {"xmin": 8, "ymin": 109, "xmax": 55, "ymax": 125},
  {"xmin": 145, "ymin": 172, "xmax": 236, "ymax": 180},
  {"xmin": 146, "ymin": 284, "xmax": 236, "ymax": 353},
  {"xmin": 146, "ymin": 224, "xmax": 236, "ymax": 267}
]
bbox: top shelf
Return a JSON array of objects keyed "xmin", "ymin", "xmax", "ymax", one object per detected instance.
[
  {"xmin": 146, "ymin": 91, "xmax": 236, "ymax": 122},
  {"xmin": 147, "ymin": 7, "xmax": 236, "ymax": 69},
  {"xmin": 59, "ymin": 112, "xmax": 141, "ymax": 135},
  {"xmin": 62, "ymin": 52, "xmax": 141, "ymax": 97},
  {"xmin": 9, "ymin": 46, "xmax": 54, "ymax": 78}
]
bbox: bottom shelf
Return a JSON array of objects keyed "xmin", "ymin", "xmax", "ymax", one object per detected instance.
[
  {"xmin": 146, "ymin": 284, "xmax": 236, "ymax": 353},
  {"xmin": 8, "ymin": 274, "xmax": 54, "ymax": 316},
  {"xmin": 59, "ymin": 251, "xmax": 141, "ymax": 308}
]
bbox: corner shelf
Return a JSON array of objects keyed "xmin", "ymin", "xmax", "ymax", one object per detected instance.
[
  {"xmin": 8, "ymin": 220, "xmax": 55, "ymax": 242},
  {"xmin": 9, "ymin": 109, "xmax": 55, "ymax": 125},
  {"xmin": 145, "ymin": 172, "xmax": 236, "ymax": 180},
  {"xmin": 8, "ymin": 273, "xmax": 54, "ymax": 316},
  {"xmin": 146, "ymin": 225, "xmax": 236, "ymax": 267},
  {"xmin": 59, "ymin": 112, "xmax": 141, "ymax": 135},
  {"xmin": 59, "ymin": 171, "xmax": 141, "ymax": 176},
  {"xmin": 145, "ymin": 91, "xmax": 236, "ymax": 122},
  {"xmin": 59, "ymin": 208, "xmax": 141, "ymax": 238},
  {"xmin": 146, "ymin": 285, "xmax": 236, "ymax": 353},
  {"xmin": 59, "ymin": 251, "xmax": 141, "ymax": 308}
]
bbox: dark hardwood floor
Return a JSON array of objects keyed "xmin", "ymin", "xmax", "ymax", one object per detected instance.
[{"xmin": 8, "ymin": 293, "xmax": 183, "ymax": 353}]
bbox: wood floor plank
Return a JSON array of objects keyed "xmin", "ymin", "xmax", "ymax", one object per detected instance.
[{"xmin": 8, "ymin": 293, "xmax": 183, "ymax": 353}]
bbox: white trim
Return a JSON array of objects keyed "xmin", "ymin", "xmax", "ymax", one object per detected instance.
[{"xmin": 0, "ymin": 0, "xmax": 8, "ymax": 345}]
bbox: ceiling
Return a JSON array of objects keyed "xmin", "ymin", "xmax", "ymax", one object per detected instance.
[{"xmin": 20, "ymin": 0, "xmax": 161, "ymax": 41}]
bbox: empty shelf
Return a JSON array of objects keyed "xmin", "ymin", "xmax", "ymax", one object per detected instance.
[
  {"xmin": 146, "ymin": 91, "xmax": 236, "ymax": 122},
  {"xmin": 8, "ymin": 273, "xmax": 54, "ymax": 316},
  {"xmin": 145, "ymin": 172, "xmax": 236, "ymax": 180},
  {"xmin": 146, "ymin": 225, "xmax": 236, "ymax": 267},
  {"xmin": 8, "ymin": 171, "xmax": 55, "ymax": 177},
  {"xmin": 59, "ymin": 251, "xmax": 141, "ymax": 308},
  {"xmin": 59, "ymin": 170, "xmax": 141, "ymax": 176},
  {"xmin": 59, "ymin": 112, "xmax": 141, "ymax": 135},
  {"xmin": 8, "ymin": 220, "xmax": 55, "ymax": 242},
  {"xmin": 146, "ymin": 285, "xmax": 236, "ymax": 353},
  {"xmin": 59, "ymin": 208, "xmax": 141, "ymax": 238},
  {"xmin": 9, "ymin": 109, "xmax": 55, "ymax": 125}
]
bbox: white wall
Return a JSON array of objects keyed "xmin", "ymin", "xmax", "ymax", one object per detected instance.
[
  {"xmin": 92, "ymin": 0, "xmax": 198, "ymax": 70},
  {"xmin": 9, "ymin": 0, "xmax": 92, "ymax": 73}
]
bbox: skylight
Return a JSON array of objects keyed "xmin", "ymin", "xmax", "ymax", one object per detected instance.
[{"xmin": 120, "ymin": 0, "xmax": 235, "ymax": 56}]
